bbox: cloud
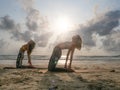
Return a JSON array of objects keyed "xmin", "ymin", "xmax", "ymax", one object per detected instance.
[
  {"xmin": 102, "ymin": 30, "xmax": 120, "ymax": 53},
  {"xmin": 0, "ymin": 0, "xmax": 120, "ymax": 55},
  {"xmin": 18, "ymin": 0, "xmax": 35, "ymax": 12},
  {"xmin": 0, "ymin": 15, "xmax": 51, "ymax": 46},
  {"xmin": 11, "ymin": 30, "xmax": 32, "ymax": 42},
  {"xmin": 18, "ymin": 0, "xmax": 51, "ymax": 46},
  {"xmin": 0, "ymin": 15, "xmax": 51, "ymax": 48},
  {"xmin": 0, "ymin": 0, "xmax": 51, "ymax": 48},
  {"xmin": 0, "ymin": 15, "xmax": 32, "ymax": 42},
  {"xmin": 26, "ymin": 9, "xmax": 39, "ymax": 31},
  {"xmin": 76, "ymin": 10, "xmax": 120, "ymax": 54},
  {"xmin": 0, "ymin": 15, "xmax": 15, "ymax": 30},
  {"xmin": 19, "ymin": 0, "xmax": 49, "ymax": 31},
  {"xmin": 0, "ymin": 39, "xmax": 6, "ymax": 48},
  {"xmin": 33, "ymin": 30, "xmax": 53, "ymax": 47}
]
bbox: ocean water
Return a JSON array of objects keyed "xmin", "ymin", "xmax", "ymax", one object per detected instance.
[
  {"xmin": 0, "ymin": 55, "xmax": 120, "ymax": 60},
  {"xmin": 0, "ymin": 55, "xmax": 119, "ymax": 65}
]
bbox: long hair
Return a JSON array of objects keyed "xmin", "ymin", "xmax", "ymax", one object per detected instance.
[
  {"xmin": 27, "ymin": 40, "xmax": 36, "ymax": 53},
  {"xmin": 72, "ymin": 35, "xmax": 82, "ymax": 50}
]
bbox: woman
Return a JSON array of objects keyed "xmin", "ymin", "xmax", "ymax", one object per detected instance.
[
  {"xmin": 48, "ymin": 35, "xmax": 82, "ymax": 71},
  {"xmin": 16, "ymin": 40, "xmax": 36, "ymax": 68}
]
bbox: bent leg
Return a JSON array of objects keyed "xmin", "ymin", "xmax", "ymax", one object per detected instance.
[
  {"xmin": 16, "ymin": 52, "xmax": 24, "ymax": 68},
  {"xmin": 48, "ymin": 47, "xmax": 61, "ymax": 71}
]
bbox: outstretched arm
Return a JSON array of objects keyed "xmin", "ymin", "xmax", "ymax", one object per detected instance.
[
  {"xmin": 27, "ymin": 40, "xmax": 35, "ymax": 67},
  {"xmin": 68, "ymin": 48, "xmax": 75, "ymax": 69},
  {"xmin": 27, "ymin": 51, "xmax": 33, "ymax": 66},
  {"xmin": 64, "ymin": 49, "xmax": 71, "ymax": 68}
]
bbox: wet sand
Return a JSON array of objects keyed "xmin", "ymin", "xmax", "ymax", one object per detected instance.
[{"xmin": 0, "ymin": 60, "xmax": 120, "ymax": 90}]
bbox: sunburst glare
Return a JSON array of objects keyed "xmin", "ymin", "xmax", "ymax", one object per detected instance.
[{"xmin": 51, "ymin": 16, "xmax": 72, "ymax": 34}]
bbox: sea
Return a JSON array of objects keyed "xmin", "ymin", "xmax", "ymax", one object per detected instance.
[{"xmin": 0, "ymin": 55, "xmax": 120, "ymax": 65}]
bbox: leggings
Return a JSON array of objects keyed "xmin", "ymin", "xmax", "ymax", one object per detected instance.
[
  {"xmin": 16, "ymin": 51, "xmax": 24, "ymax": 68},
  {"xmin": 48, "ymin": 46, "xmax": 62, "ymax": 71}
]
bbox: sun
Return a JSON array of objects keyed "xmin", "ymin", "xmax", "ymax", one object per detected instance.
[
  {"xmin": 51, "ymin": 16, "xmax": 72, "ymax": 34},
  {"xmin": 56, "ymin": 17, "xmax": 70, "ymax": 31}
]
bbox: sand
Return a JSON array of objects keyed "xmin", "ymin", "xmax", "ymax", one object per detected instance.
[{"xmin": 0, "ymin": 60, "xmax": 120, "ymax": 90}]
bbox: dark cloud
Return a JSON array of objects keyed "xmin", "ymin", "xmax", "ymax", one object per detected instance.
[
  {"xmin": 76, "ymin": 10, "xmax": 120, "ymax": 53},
  {"xmin": 0, "ymin": 15, "xmax": 32, "ymax": 42},
  {"xmin": 0, "ymin": 15, "xmax": 51, "ymax": 46},
  {"xmin": 94, "ymin": 10, "xmax": 120, "ymax": 36},
  {"xmin": 0, "ymin": 15, "xmax": 15, "ymax": 30},
  {"xmin": 11, "ymin": 30, "xmax": 32, "ymax": 42},
  {"xmin": 102, "ymin": 30, "xmax": 120, "ymax": 53},
  {"xmin": 106, "ymin": 10, "xmax": 120, "ymax": 20},
  {"xmin": 0, "ymin": 15, "xmax": 51, "ymax": 47}
]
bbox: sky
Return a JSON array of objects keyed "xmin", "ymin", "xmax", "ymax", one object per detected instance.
[{"xmin": 0, "ymin": 0, "xmax": 120, "ymax": 56}]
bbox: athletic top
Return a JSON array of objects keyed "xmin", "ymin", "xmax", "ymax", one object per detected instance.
[
  {"xmin": 19, "ymin": 40, "xmax": 35, "ymax": 54},
  {"xmin": 19, "ymin": 44, "xmax": 27, "ymax": 53}
]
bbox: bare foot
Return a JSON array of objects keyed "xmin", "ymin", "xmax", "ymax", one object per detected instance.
[
  {"xmin": 67, "ymin": 67, "xmax": 74, "ymax": 72},
  {"xmin": 68, "ymin": 65, "xmax": 71, "ymax": 69},
  {"xmin": 28, "ymin": 64, "xmax": 35, "ymax": 68},
  {"xmin": 64, "ymin": 65, "xmax": 67, "ymax": 69}
]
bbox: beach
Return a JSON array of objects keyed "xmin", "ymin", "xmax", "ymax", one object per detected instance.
[{"xmin": 0, "ymin": 59, "xmax": 120, "ymax": 90}]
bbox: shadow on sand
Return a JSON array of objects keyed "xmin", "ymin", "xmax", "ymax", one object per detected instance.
[
  {"xmin": 3, "ymin": 66, "xmax": 74, "ymax": 73},
  {"xmin": 3, "ymin": 65, "xmax": 47, "ymax": 69},
  {"xmin": 49, "ymin": 68, "xmax": 75, "ymax": 72}
]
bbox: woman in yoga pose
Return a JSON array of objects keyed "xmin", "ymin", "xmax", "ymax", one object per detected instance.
[
  {"xmin": 16, "ymin": 40, "xmax": 36, "ymax": 68},
  {"xmin": 48, "ymin": 35, "xmax": 82, "ymax": 71}
]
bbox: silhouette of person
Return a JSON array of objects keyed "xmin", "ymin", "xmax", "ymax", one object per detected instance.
[
  {"xmin": 16, "ymin": 40, "xmax": 36, "ymax": 68},
  {"xmin": 48, "ymin": 35, "xmax": 82, "ymax": 71}
]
